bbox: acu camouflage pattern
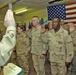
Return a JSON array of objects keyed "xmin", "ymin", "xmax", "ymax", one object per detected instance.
[
  {"xmin": 68, "ymin": 27, "xmax": 76, "ymax": 75},
  {"xmin": 27, "ymin": 25, "xmax": 46, "ymax": 75},
  {"xmin": 16, "ymin": 31, "xmax": 30, "ymax": 74},
  {"xmin": 41, "ymin": 27, "xmax": 73, "ymax": 75},
  {"xmin": 50, "ymin": 27, "xmax": 73, "ymax": 75}
]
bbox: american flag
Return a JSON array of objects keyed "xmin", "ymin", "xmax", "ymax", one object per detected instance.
[{"xmin": 47, "ymin": 2, "xmax": 76, "ymax": 24}]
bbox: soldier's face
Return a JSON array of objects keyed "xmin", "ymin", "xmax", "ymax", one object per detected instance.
[
  {"xmin": 17, "ymin": 27, "xmax": 22, "ymax": 33},
  {"xmin": 52, "ymin": 18, "xmax": 60, "ymax": 30},
  {"xmin": 32, "ymin": 17, "xmax": 39, "ymax": 27}
]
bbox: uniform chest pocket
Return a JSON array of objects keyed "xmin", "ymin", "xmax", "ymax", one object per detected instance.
[
  {"xmin": 56, "ymin": 40, "xmax": 63, "ymax": 49},
  {"xmin": 56, "ymin": 39, "xmax": 63, "ymax": 47},
  {"xmin": 71, "ymin": 34, "xmax": 76, "ymax": 40},
  {"xmin": 57, "ymin": 40, "xmax": 63, "ymax": 45},
  {"xmin": 48, "ymin": 35, "xmax": 52, "ymax": 41},
  {"xmin": 56, "ymin": 34, "xmax": 64, "ymax": 45},
  {"xmin": 55, "ymin": 40, "xmax": 65, "ymax": 54}
]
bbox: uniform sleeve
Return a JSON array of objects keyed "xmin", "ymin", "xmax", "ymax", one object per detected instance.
[
  {"xmin": 65, "ymin": 33, "xmax": 74, "ymax": 62},
  {"xmin": 0, "ymin": 26, "xmax": 16, "ymax": 66},
  {"xmin": 24, "ymin": 35, "xmax": 30, "ymax": 53},
  {"xmin": 41, "ymin": 31, "xmax": 48, "ymax": 54},
  {"xmin": 72, "ymin": 32, "xmax": 76, "ymax": 45},
  {"xmin": 26, "ymin": 30, "xmax": 32, "ymax": 39},
  {"xmin": 41, "ymin": 31, "xmax": 48, "ymax": 44}
]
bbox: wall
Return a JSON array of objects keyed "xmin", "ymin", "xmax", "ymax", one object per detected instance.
[
  {"xmin": 0, "ymin": 8, "xmax": 48, "ymax": 27},
  {"xmin": 22, "ymin": 8, "xmax": 48, "ymax": 22}
]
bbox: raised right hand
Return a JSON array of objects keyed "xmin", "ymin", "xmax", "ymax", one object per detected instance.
[
  {"xmin": 4, "ymin": 9, "xmax": 16, "ymax": 27},
  {"xmin": 41, "ymin": 25, "xmax": 46, "ymax": 33}
]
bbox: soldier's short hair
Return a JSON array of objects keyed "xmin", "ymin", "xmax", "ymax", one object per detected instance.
[
  {"xmin": 32, "ymin": 16, "xmax": 39, "ymax": 20},
  {"xmin": 17, "ymin": 26, "xmax": 23, "ymax": 29},
  {"xmin": 52, "ymin": 16, "xmax": 61, "ymax": 22}
]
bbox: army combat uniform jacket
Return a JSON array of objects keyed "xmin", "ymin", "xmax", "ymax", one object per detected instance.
[
  {"xmin": 49, "ymin": 27, "xmax": 73, "ymax": 63},
  {"xmin": 0, "ymin": 26, "xmax": 16, "ymax": 66},
  {"xmin": 70, "ymin": 27, "xmax": 76, "ymax": 52},
  {"xmin": 41, "ymin": 27, "xmax": 73, "ymax": 63},
  {"xmin": 16, "ymin": 31, "xmax": 30, "ymax": 55},
  {"xmin": 27, "ymin": 25, "xmax": 47, "ymax": 55}
]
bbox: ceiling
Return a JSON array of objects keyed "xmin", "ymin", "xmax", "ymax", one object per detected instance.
[{"xmin": 0, "ymin": 0, "xmax": 76, "ymax": 15}]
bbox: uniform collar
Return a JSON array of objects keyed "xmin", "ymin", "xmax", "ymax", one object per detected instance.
[
  {"xmin": 33, "ymin": 24, "xmax": 41, "ymax": 31},
  {"xmin": 51, "ymin": 26, "xmax": 64, "ymax": 35},
  {"xmin": 35, "ymin": 24, "xmax": 41, "ymax": 29}
]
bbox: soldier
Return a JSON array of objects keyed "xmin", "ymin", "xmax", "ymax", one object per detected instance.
[
  {"xmin": 16, "ymin": 26, "xmax": 30, "ymax": 75},
  {"xmin": 26, "ymin": 16, "xmax": 47, "ymax": 75},
  {"xmin": 42, "ymin": 21, "xmax": 53, "ymax": 75},
  {"xmin": 60, "ymin": 19, "xmax": 68, "ymax": 30},
  {"xmin": 49, "ymin": 17, "xmax": 73, "ymax": 75},
  {"xmin": 0, "ymin": 9, "xmax": 16, "ymax": 75},
  {"xmin": 67, "ymin": 22, "xmax": 76, "ymax": 75}
]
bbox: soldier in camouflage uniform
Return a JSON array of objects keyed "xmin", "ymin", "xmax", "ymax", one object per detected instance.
[
  {"xmin": 67, "ymin": 23, "xmax": 76, "ymax": 75},
  {"xmin": 60, "ymin": 19, "xmax": 68, "ymax": 31},
  {"xmin": 16, "ymin": 26, "xmax": 30, "ymax": 75},
  {"xmin": 49, "ymin": 17, "xmax": 74, "ymax": 75},
  {"xmin": 41, "ymin": 17, "xmax": 74, "ymax": 75},
  {"xmin": 26, "ymin": 16, "xmax": 47, "ymax": 75},
  {"xmin": 0, "ymin": 10, "xmax": 16, "ymax": 75}
]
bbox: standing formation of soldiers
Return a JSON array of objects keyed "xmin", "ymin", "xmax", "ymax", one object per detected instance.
[
  {"xmin": 14, "ymin": 16, "xmax": 75, "ymax": 75},
  {"xmin": 0, "ymin": 8, "xmax": 75, "ymax": 75}
]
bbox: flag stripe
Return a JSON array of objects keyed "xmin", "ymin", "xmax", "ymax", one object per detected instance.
[
  {"xmin": 65, "ymin": 19, "xmax": 76, "ymax": 22},
  {"xmin": 66, "ymin": 9, "xmax": 76, "ymax": 13},
  {"xmin": 66, "ymin": 7, "xmax": 76, "ymax": 10},
  {"xmin": 66, "ymin": 14, "xmax": 76, "ymax": 18},
  {"xmin": 66, "ymin": 2, "xmax": 76, "ymax": 6},
  {"xmin": 66, "ymin": 4, "xmax": 76, "ymax": 9},
  {"xmin": 66, "ymin": 17, "xmax": 76, "ymax": 19},
  {"xmin": 66, "ymin": 12, "xmax": 76, "ymax": 15}
]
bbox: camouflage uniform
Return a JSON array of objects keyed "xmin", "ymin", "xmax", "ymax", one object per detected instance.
[
  {"xmin": 9, "ymin": 48, "xmax": 17, "ymax": 64},
  {"xmin": 48, "ymin": 27, "xmax": 73, "ymax": 75},
  {"xmin": 62, "ymin": 25, "xmax": 69, "ymax": 31},
  {"xmin": 68, "ymin": 27, "xmax": 76, "ymax": 75},
  {"xmin": 0, "ymin": 26, "xmax": 16, "ymax": 75},
  {"xmin": 27, "ymin": 25, "xmax": 46, "ymax": 75},
  {"xmin": 16, "ymin": 31, "xmax": 30, "ymax": 75}
]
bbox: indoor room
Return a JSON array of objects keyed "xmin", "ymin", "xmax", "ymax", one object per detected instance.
[{"xmin": 0, "ymin": 0, "xmax": 76, "ymax": 75}]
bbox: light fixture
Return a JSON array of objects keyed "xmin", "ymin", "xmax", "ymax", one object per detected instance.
[{"xmin": 15, "ymin": 8, "xmax": 27, "ymax": 14}]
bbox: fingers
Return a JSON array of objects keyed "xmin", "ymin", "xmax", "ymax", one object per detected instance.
[
  {"xmin": 26, "ymin": 24, "xmax": 29, "ymax": 31},
  {"xmin": 41, "ymin": 25, "xmax": 45, "ymax": 29},
  {"xmin": 4, "ymin": 9, "xmax": 15, "ymax": 27},
  {"xmin": 5, "ymin": 9, "xmax": 14, "ymax": 21},
  {"xmin": 5, "ymin": 10, "xmax": 13, "ymax": 21}
]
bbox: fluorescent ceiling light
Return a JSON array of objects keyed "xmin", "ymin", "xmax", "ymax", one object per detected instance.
[{"xmin": 15, "ymin": 8, "xmax": 27, "ymax": 14}]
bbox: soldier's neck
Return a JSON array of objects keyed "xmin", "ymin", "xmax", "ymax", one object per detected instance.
[
  {"xmin": 54, "ymin": 27, "xmax": 60, "ymax": 33},
  {"xmin": 35, "ymin": 24, "xmax": 40, "ymax": 28}
]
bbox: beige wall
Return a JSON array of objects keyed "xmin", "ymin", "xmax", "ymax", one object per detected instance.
[
  {"xmin": 0, "ymin": 8, "xmax": 48, "ymax": 27},
  {"xmin": 22, "ymin": 8, "xmax": 48, "ymax": 22}
]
